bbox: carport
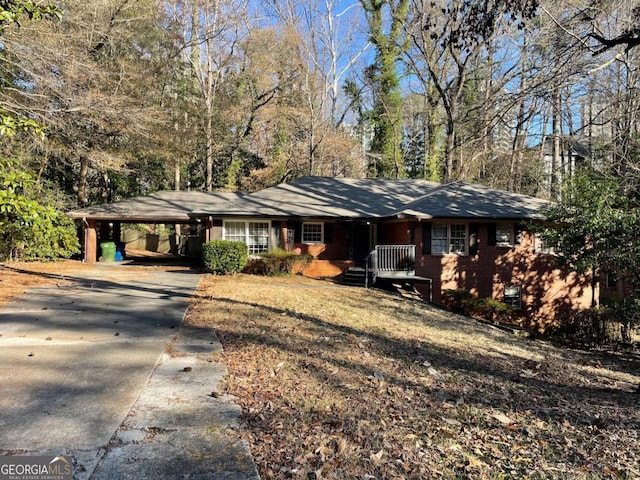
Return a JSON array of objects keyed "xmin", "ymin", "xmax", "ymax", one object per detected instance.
[{"xmin": 67, "ymin": 191, "xmax": 240, "ymax": 262}]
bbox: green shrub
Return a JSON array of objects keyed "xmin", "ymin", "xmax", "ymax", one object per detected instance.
[
  {"xmin": 0, "ymin": 162, "xmax": 79, "ymax": 261},
  {"xmin": 551, "ymin": 307, "xmax": 612, "ymax": 344},
  {"xmin": 244, "ymin": 249, "xmax": 313, "ymax": 276},
  {"xmin": 441, "ymin": 290, "xmax": 515, "ymax": 323},
  {"xmin": 202, "ymin": 240, "xmax": 248, "ymax": 274},
  {"xmin": 21, "ymin": 206, "xmax": 80, "ymax": 261},
  {"xmin": 472, "ymin": 297, "xmax": 515, "ymax": 323},
  {"xmin": 548, "ymin": 300, "xmax": 640, "ymax": 344},
  {"xmin": 441, "ymin": 289, "xmax": 476, "ymax": 315}
]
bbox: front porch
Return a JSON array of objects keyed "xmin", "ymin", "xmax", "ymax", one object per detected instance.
[
  {"xmin": 300, "ymin": 244, "xmax": 418, "ymax": 279},
  {"xmin": 364, "ymin": 244, "xmax": 431, "ymax": 287},
  {"xmin": 302, "ymin": 244, "xmax": 431, "ymax": 296}
]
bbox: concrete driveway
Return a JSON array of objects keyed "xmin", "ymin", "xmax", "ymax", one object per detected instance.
[{"xmin": 0, "ymin": 264, "xmax": 259, "ymax": 479}]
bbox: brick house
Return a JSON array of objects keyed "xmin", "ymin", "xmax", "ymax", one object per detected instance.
[{"xmin": 69, "ymin": 177, "xmax": 594, "ymax": 324}]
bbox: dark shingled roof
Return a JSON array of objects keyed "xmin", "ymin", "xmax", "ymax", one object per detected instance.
[
  {"xmin": 189, "ymin": 177, "xmax": 442, "ymax": 219},
  {"xmin": 68, "ymin": 177, "xmax": 549, "ymax": 221},
  {"xmin": 67, "ymin": 190, "xmax": 242, "ymax": 222},
  {"xmin": 393, "ymin": 181, "xmax": 549, "ymax": 220}
]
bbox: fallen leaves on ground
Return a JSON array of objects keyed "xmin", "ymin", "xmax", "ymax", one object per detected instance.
[
  {"xmin": 0, "ymin": 256, "xmax": 195, "ymax": 308},
  {"xmin": 186, "ymin": 274, "xmax": 640, "ymax": 478},
  {"xmin": 0, "ymin": 261, "xmax": 82, "ymax": 307}
]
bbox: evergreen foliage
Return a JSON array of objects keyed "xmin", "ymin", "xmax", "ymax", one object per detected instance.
[
  {"xmin": 0, "ymin": 3, "xmax": 78, "ymax": 262},
  {"xmin": 441, "ymin": 288, "xmax": 515, "ymax": 323},
  {"xmin": 202, "ymin": 240, "xmax": 248, "ymax": 275},
  {"xmin": 0, "ymin": 160, "xmax": 79, "ymax": 261},
  {"xmin": 361, "ymin": 0, "xmax": 409, "ymax": 179},
  {"xmin": 537, "ymin": 169, "xmax": 640, "ymax": 292},
  {"xmin": 536, "ymin": 168, "xmax": 640, "ymax": 341}
]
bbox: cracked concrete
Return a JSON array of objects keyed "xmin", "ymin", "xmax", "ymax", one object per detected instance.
[{"xmin": 0, "ymin": 263, "xmax": 259, "ymax": 479}]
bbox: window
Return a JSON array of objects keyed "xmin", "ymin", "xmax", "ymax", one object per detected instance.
[
  {"xmin": 504, "ymin": 285, "xmax": 521, "ymax": 309},
  {"xmin": 534, "ymin": 234, "xmax": 556, "ymax": 255},
  {"xmin": 223, "ymin": 220, "xmax": 270, "ymax": 255},
  {"xmin": 224, "ymin": 221, "xmax": 246, "ymax": 244},
  {"xmin": 496, "ymin": 223, "xmax": 513, "ymax": 245},
  {"xmin": 606, "ymin": 272, "xmax": 618, "ymax": 290},
  {"xmin": 247, "ymin": 222, "xmax": 270, "ymax": 254},
  {"xmin": 432, "ymin": 224, "xmax": 448, "ymax": 254},
  {"xmin": 302, "ymin": 222, "xmax": 323, "ymax": 243},
  {"xmin": 450, "ymin": 224, "xmax": 466, "ymax": 253},
  {"xmin": 431, "ymin": 224, "xmax": 467, "ymax": 255}
]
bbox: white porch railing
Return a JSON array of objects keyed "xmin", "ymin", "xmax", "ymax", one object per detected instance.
[{"xmin": 365, "ymin": 244, "xmax": 416, "ymax": 287}]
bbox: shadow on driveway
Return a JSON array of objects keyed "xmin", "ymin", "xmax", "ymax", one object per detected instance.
[{"xmin": 0, "ymin": 264, "xmax": 260, "ymax": 479}]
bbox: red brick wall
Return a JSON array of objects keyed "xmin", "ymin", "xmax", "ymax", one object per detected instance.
[
  {"xmin": 378, "ymin": 221, "xmax": 411, "ymax": 244},
  {"xmin": 300, "ymin": 260, "xmax": 354, "ymax": 277},
  {"xmin": 245, "ymin": 217, "xmax": 593, "ymax": 325},
  {"xmin": 287, "ymin": 222, "xmax": 349, "ymax": 260},
  {"xmin": 412, "ymin": 222, "xmax": 594, "ymax": 327},
  {"xmin": 598, "ymin": 272, "xmax": 633, "ymax": 304}
]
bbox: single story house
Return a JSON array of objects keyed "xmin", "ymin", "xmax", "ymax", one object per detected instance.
[{"xmin": 68, "ymin": 176, "xmax": 594, "ymax": 324}]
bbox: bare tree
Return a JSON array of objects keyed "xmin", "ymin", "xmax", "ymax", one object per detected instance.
[
  {"xmin": 166, "ymin": 0, "xmax": 249, "ymax": 191},
  {"xmin": 3, "ymin": 0, "xmax": 171, "ymax": 205},
  {"xmin": 262, "ymin": 0, "xmax": 368, "ymax": 177}
]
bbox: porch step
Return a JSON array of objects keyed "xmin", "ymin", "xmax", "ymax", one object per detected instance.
[{"xmin": 339, "ymin": 267, "xmax": 371, "ymax": 287}]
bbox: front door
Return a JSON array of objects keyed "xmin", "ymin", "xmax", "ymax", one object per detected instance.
[{"xmin": 351, "ymin": 222, "xmax": 373, "ymax": 266}]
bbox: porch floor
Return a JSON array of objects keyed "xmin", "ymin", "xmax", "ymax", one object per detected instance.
[{"xmin": 344, "ymin": 267, "xmax": 431, "ymax": 283}]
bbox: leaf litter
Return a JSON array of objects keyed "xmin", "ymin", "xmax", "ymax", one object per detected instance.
[{"xmin": 184, "ymin": 274, "xmax": 640, "ymax": 479}]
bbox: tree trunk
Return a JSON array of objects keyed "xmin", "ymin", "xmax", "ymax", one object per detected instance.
[
  {"xmin": 206, "ymin": 103, "xmax": 214, "ymax": 191},
  {"xmin": 511, "ymin": 35, "xmax": 529, "ymax": 193},
  {"xmin": 551, "ymin": 88, "xmax": 561, "ymax": 199},
  {"xmin": 444, "ymin": 114, "xmax": 456, "ymax": 182},
  {"xmin": 78, "ymin": 155, "xmax": 89, "ymax": 206}
]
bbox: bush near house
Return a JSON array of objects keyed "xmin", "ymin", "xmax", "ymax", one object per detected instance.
[
  {"xmin": 202, "ymin": 240, "xmax": 248, "ymax": 274},
  {"xmin": 441, "ymin": 289, "xmax": 476, "ymax": 315},
  {"xmin": 442, "ymin": 289, "xmax": 639, "ymax": 345},
  {"xmin": 244, "ymin": 249, "xmax": 313, "ymax": 276},
  {"xmin": 552, "ymin": 299, "xmax": 640, "ymax": 345},
  {"xmin": 472, "ymin": 297, "xmax": 516, "ymax": 323},
  {"xmin": 441, "ymin": 289, "xmax": 515, "ymax": 324}
]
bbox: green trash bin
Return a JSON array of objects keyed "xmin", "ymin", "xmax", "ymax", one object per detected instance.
[{"xmin": 100, "ymin": 241, "xmax": 116, "ymax": 262}]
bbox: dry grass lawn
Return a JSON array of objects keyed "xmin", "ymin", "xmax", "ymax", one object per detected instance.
[
  {"xmin": 186, "ymin": 274, "xmax": 640, "ymax": 480},
  {"xmin": 3, "ymin": 264, "xmax": 639, "ymax": 479},
  {"xmin": 0, "ymin": 261, "xmax": 94, "ymax": 308}
]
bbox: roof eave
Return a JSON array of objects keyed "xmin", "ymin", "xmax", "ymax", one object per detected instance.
[{"xmin": 67, "ymin": 214, "xmax": 194, "ymax": 222}]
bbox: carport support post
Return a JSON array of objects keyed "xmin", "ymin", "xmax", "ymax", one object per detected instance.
[
  {"xmin": 204, "ymin": 216, "xmax": 213, "ymax": 242},
  {"xmin": 84, "ymin": 218, "xmax": 98, "ymax": 262},
  {"xmin": 114, "ymin": 221, "xmax": 122, "ymax": 245}
]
